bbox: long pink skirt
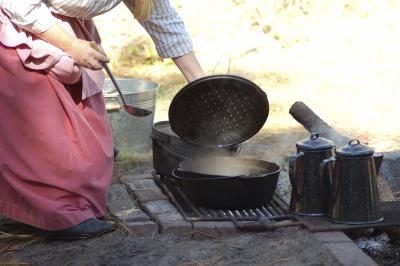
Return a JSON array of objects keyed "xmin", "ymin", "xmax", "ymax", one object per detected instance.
[{"xmin": 0, "ymin": 42, "xmax": 114, "ymax": 230}]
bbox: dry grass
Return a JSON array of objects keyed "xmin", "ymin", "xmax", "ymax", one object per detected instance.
[{"xmin": 0, "ymin": 234, "xmax": 40, "ymax": 265}]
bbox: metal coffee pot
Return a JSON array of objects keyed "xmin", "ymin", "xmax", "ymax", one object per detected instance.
[
  {"xmin": 289, "ymin": 133, "xmax": 336, "ymax": 216},
  {"xmin": 320, "ymin": 139, "xmax": 384, "ymax": 224}
]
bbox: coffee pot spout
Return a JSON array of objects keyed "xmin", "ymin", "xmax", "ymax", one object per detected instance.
[{"xmin": 373, "ymin": 153, "xmax": 384, "ymax": 175}]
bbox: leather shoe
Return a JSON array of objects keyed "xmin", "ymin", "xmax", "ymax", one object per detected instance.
[{"xmin": 44, "ymin": 218, "xmax": 114, "ymax": 240}]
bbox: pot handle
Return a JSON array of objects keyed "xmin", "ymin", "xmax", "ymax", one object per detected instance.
[
  {"xmin": 320, "ymin": 157, "xmax": 337, "ymax": 202},
  {"xmin": 288, "ymin": 155, "xmax": 295, "ymax": 186},
  {"xmin": 373, "ymin": 153, "xmax": 384, "ymax": 175},
  {"xmin": 171, "ymin": 165, "xmax": 184, "ymax": 181},
  {"xmin": 293, "ymin": 152, "xmax": 305, "ymax": 198}
]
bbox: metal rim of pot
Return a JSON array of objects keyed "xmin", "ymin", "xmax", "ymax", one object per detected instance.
[
  {"xmin": 172, "ymin": 157, "xmax": 281, "ymax": 181},
  {"xmin": 172, "ymin": 167, "xmax": 280, "ymax": 181}
]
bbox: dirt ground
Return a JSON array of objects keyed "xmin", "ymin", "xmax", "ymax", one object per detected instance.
[
  {"xmin": 7, "ymin": 228, "xmax": 337, "ymax": 266},
  {"xmin": 0, "ymin": 132, "xmax": 395, "ymax": 266}
]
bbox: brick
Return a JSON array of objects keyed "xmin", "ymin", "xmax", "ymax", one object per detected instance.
[
  {"xmin": 160, "ymin": 221, "xmax": 193, "ymax": 236},
  {"xmin": 128, "ymin": 179, "xmax": 156, "ymax": 190},
  {"xmin": 157, "ymin": 214, "xmax": 192, "ymax": 235},
  {"xmin": 120, "ymin": 173, "xmax": 153, "ymax": 184},
  {"xmin": 192, "ymin": 221, "xmax": 238, "ymax": 237},
  {"xmin": 155, "ymin": 211, "xmax": 185, "ymax": 224},
  {"xmin": 107, "ymin": 184, "xmax": 150, "ymax": 222},
  {"xmin": 152, "ymin": 211, "xmax": 192, "ymax": 235},
  {"xmin": 143, "ymin": 200, "xmax": 177, "ymax": 216},
  {"xmin": 127, "ymin": 179, "xmax": 168, "ymax": 203},
  {"xmin": 312, "ymin": 231, "xmax": 353, "ymax": 243},
  {"xmin": 324, "ymin": 242, "xmax": 377, "ymax": 266}
]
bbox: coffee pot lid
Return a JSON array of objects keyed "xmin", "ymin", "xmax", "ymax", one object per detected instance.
[
  {"xmin": 336, "ymin": 139, "xmax": 374, "ymax": 157},
  {"xmin": 296, "ymin": 133, "xmax": 336, "ymax": 151}
]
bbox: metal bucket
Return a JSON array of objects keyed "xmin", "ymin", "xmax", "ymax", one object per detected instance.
[{"xmin": 103, "ymin": 78, "xmax": 159, "ymax": 154}]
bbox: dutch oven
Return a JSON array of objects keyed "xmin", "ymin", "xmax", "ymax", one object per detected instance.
[
  {"xmin": 160, "ymin": 74, "xmax": 278, "ymax": 210},
  {"xmin": 172, "ymin": 157, "xmax": 281, "ymax": 210}
]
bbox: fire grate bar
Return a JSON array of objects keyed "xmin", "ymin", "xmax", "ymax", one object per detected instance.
[{"xmin": 152, "ymin": 172, "xmax": 292, "ymax": 222}]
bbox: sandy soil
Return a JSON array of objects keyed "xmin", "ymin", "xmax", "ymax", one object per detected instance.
[{"xmin": 94, "ymin": 0, "xmax": 400, "ymax": 152}]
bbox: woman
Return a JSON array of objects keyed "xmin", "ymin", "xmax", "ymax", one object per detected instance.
[{"xmin": 0, "ymin": 0, "xmax": 204, "ymax": 240}]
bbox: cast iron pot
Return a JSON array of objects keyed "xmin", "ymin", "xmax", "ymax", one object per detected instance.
[
  {"xmin": 151, "ymin": 121, "xmax": 241, "ymax": 177},
  {"xmin": 171, "ymin": 157, "xmax": 281, "ymax": 210}
]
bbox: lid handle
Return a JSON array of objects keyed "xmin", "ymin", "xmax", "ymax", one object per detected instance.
[
  {"xmin": 310, "ymin": 133, "xmax": 320, "ymax": 140},
  {"xmin": 349, "ymin": 139, "xmax": 361, "ymax": 146}
]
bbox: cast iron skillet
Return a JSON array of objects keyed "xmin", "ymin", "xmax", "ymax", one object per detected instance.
[
  {"xmin": 172, "ymin": 157, "xmax": 280, "ymax": 210},
  {"xmin": 168, "ymin": 75, "xmax": 269, "ymax": 148}
]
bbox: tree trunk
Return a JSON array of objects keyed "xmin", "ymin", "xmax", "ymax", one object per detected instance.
[{"xmin": 289, "ymin": 101, "xmax": 351, "ymax": 147}]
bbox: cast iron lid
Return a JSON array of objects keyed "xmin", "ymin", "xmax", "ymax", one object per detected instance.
[
  {"xmin": 151, "ymin": 121, "xmax": 180, "ymax": 143},
  {"xmin": 168, "ymin": 75, "xmax": 269, "ymax": 148},
  {"xmin": 336, "ymin": 139, "xmax": 375, "ymax": 157},
  {"xmin": 296, "ymin": 133, "xmax": 336, "ymax": 151}
]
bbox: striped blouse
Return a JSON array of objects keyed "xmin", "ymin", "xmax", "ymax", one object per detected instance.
[{"xmin": 0, "ymin": 0, "xmax": 193, "ymax": 58}]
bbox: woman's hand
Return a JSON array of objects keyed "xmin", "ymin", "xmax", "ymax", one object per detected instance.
[
  {"xmin": 66, "ymin": 39, "xmax": 109, "ymax": 70},
  {"xmin": 36, "ymin": 23, "xmax": 109, "ymax": 70}
]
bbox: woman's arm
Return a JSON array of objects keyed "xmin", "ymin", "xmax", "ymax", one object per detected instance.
[
  {"xmin": 0, "ymin": 0, "xmax": 109, "ymax": 70},
  {"xmin": 172, "ymin": 52, "xmax": 205, "ymax": 82},
  {"xmin": 125, "ymin": 0, "xmax": 205, "ymax": 82}
]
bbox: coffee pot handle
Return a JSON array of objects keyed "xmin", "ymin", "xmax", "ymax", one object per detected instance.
[
  {"xmin": 319, "ymin": 157, "xmax": 336, "ymax": 192},
  {"xmin": 373, "ymin": 153, "xmax": 384, "ymax": 175},
  {"xmin": 292, "ymin": 152, "xmax": 305, "ymax": 197},
  {"xmin": 319, "ymin": 157, "xmax": 337, "ymax": 205}
]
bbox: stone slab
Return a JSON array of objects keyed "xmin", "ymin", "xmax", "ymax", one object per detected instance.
[
  {"xmin": 107, "ymin": 184, "xmax": 150, "ymax": 222},
  {"xmin": 127, "ymin": 179, "xmax": 168, "ymax": 203},
  {"xmin": 313, "ymin": 231, "xmax": 377, "ymax": 266},
  {"xmin": 312, "ymin": 231, "xmax": 353, "ymax": 243},
  {"xmin": 325, "ymin": 242, "xmax": 377, "ymax": 266}
]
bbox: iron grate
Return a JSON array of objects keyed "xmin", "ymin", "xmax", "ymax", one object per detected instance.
[{"xmin": 152, "ymin": 172, "xmax": 291, "ymax": 222}]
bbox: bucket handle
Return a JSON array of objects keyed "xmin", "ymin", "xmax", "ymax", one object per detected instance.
[{"xmin": 104, "ymin": 94, "xmax": 123, "ymax": 112}]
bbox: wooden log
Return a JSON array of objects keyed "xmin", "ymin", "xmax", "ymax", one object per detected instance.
[
  {"xmin": 289, "ymin": 101, "xmax": 399, "ymax": 239},
  {"xmin": 289, "ymin": 101, "xmax": 351, "ymax": 147}
]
